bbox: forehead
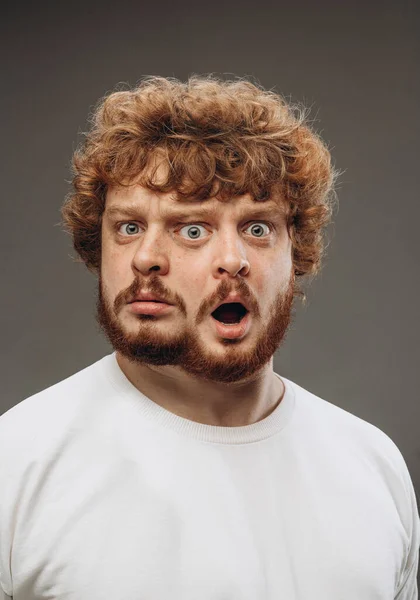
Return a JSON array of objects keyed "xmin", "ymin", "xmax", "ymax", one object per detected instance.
[{"xmin": 104, "ymin": 185, "xmax": 287, "ymax": 219}]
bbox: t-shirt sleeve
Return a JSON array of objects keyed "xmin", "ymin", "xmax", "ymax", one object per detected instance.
[
  {"xmin": 0, "ymin": 587, "xmax": 12, "ymax": 600},
  {"xmin": 394, "ymin": 558, "xmax": 419, "ymax": 600},
  {"xmin": 0, "ymin": 411, "xmax": 16, "ymax": 599},
  {"xmin": 393, "ymin": 453, "xmax": 420, "ymax": 599}
]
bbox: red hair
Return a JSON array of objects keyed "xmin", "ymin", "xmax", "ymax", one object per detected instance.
[{"xmin": 61, "ymin": 75, "xmax": 337, "ymax": 278}]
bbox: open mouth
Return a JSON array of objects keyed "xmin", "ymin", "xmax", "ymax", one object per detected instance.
[{"xmin": 211, "ymin": 302, "xmax": 249, "ymax": 325}]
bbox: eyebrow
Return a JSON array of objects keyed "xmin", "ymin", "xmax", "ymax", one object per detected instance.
[{"xmin": 104, "ymin": 202, "xmax": 285, "ymax": 221}]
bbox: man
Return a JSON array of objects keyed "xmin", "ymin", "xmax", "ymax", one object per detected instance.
[{"xmin": 0, "ymin": 76, "xmax": 418, "ymax": 599}]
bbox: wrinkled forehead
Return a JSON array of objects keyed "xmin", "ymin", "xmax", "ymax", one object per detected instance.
[{"xmin": 104, "ymin": 185, "xmax": 289, "ymax": 228}]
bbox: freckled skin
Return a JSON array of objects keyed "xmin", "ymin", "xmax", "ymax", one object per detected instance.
[{"xmin": 95, "ymin": 184, "xmax": 297, "ymax": 425}]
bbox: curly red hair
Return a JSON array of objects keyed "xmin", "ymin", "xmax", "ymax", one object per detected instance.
[{"xmin": 61, "ymin": 75, "xmax": 337, "ymax": 279}]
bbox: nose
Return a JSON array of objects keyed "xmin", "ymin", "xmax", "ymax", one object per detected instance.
[
  {"xmin": 211, "ymin": 234, "xmax": 250, "ymax": 279},
  {"xmin": 131, "ymin": 226, "xmax": 170, "ymax": 276}
]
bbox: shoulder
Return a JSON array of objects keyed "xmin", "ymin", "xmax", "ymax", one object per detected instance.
[
  {"xmin": 0, "ymin": 353, "xmax": 112, "ymax": 456},
  {"xmin": 285, "ymin": 376, "xmax": 419, "ymax": 549},
  {"xmin": 283, "ymin": 375, "xmax": 418, "ymax": 515}
]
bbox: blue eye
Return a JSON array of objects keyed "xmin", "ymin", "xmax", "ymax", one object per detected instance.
[
  {"xmin": 118, "ymin": 223, "xmax": 140, "ymax": 235},
  {"xmin": 177, "ymin": 222, "xmax": 271, "ymax": 241},
  {"xmin": 245, "ymin": 223, "xmax": 271, "ymax": 237},
  {"xmin": 117, "ymin": 221, "xmax": 271, "ymax": 240},
  {"xmin": 178, "ymin": 224, "xmax": 208, "ymax": 240}
]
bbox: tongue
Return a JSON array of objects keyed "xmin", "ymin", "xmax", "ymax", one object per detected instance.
[
  {"xmin": 215, "ymin": 307, "xmax": 240, "ymax": 324},
  {"xmin": 220, "ymin": 310, "xmax": 239, "ymax": 324}
]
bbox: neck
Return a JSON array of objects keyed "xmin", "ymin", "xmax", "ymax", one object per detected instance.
[{"xmin": 115, "ymin": 352, "xmax": 285, "ymax": 427}]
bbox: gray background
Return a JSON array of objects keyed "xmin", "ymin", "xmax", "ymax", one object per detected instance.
[{"xmin": 1, "ymin": 0, "xmax": 419, "ymax": 578}]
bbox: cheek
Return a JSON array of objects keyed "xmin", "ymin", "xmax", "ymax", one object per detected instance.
[
  {"xmin": 272, "ymin": 236, "xmax": 293, "ymax": 278},
  {"xmin": 174, "ymin": 257, "xmax": 203, "ymax": 293},
  {"xmin": 101, "ymin": 237, "xmax": 117, "ymax": 274},
  {"xmin": 101, "ymin": 247, "xmax": 131, "ymax": 295},
  {"xmin": 256, "ymin": 253, "xmax": 292, "ymax": 299},
  {"xmin": 172, "ymin": 255, "xmax": 207, "ymax": 315},
  {"xmin": 278, "ymin": 252, "xmax": 293, "ymax": 280}
]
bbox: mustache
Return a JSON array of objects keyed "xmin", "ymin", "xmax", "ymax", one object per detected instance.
[
  {"xmin": 109, "ymin": 276, "xmax": 256, "ymax": 317},
  {"xmin": 118, "ymin": 278, "xmax": 175, "ymax": 310}
]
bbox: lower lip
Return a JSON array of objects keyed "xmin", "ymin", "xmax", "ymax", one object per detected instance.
[
  {"xmin": 211, "ymin": 312, "xmax": 251, "ymax": 339},
  {"xmin": 128, "ymin": 302, "xmax": 175, "ymax": 315}
]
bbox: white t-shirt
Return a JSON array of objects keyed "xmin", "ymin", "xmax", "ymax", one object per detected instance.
[{"xmin": 0, "ymin": 352, "xmax": 418, "ymax": 599}]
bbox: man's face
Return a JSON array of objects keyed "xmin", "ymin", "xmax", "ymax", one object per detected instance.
[{"xmin": 97, "ymin": 183, "xmax": 296, "ymax": 384}]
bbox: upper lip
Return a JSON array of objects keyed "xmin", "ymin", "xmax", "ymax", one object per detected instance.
[
  {"xmin": 211, "ymin": 294, "xmax": 251, "ymax": 313},
  {"xmin": 130, "ymin": 293, "xmax": 172, "ymax": 304}
]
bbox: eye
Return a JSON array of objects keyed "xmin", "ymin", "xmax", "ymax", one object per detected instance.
[
  {"xmin": 245, "ymin": 222, "xmax": 271, "ymax": 237},
  {"xmin": 118, "ymin": 222, "xmax": 141, "ymax": 236},
  {"xmin": 178, "ymin": 224, "xmax": 209, "ymax": 240}
]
